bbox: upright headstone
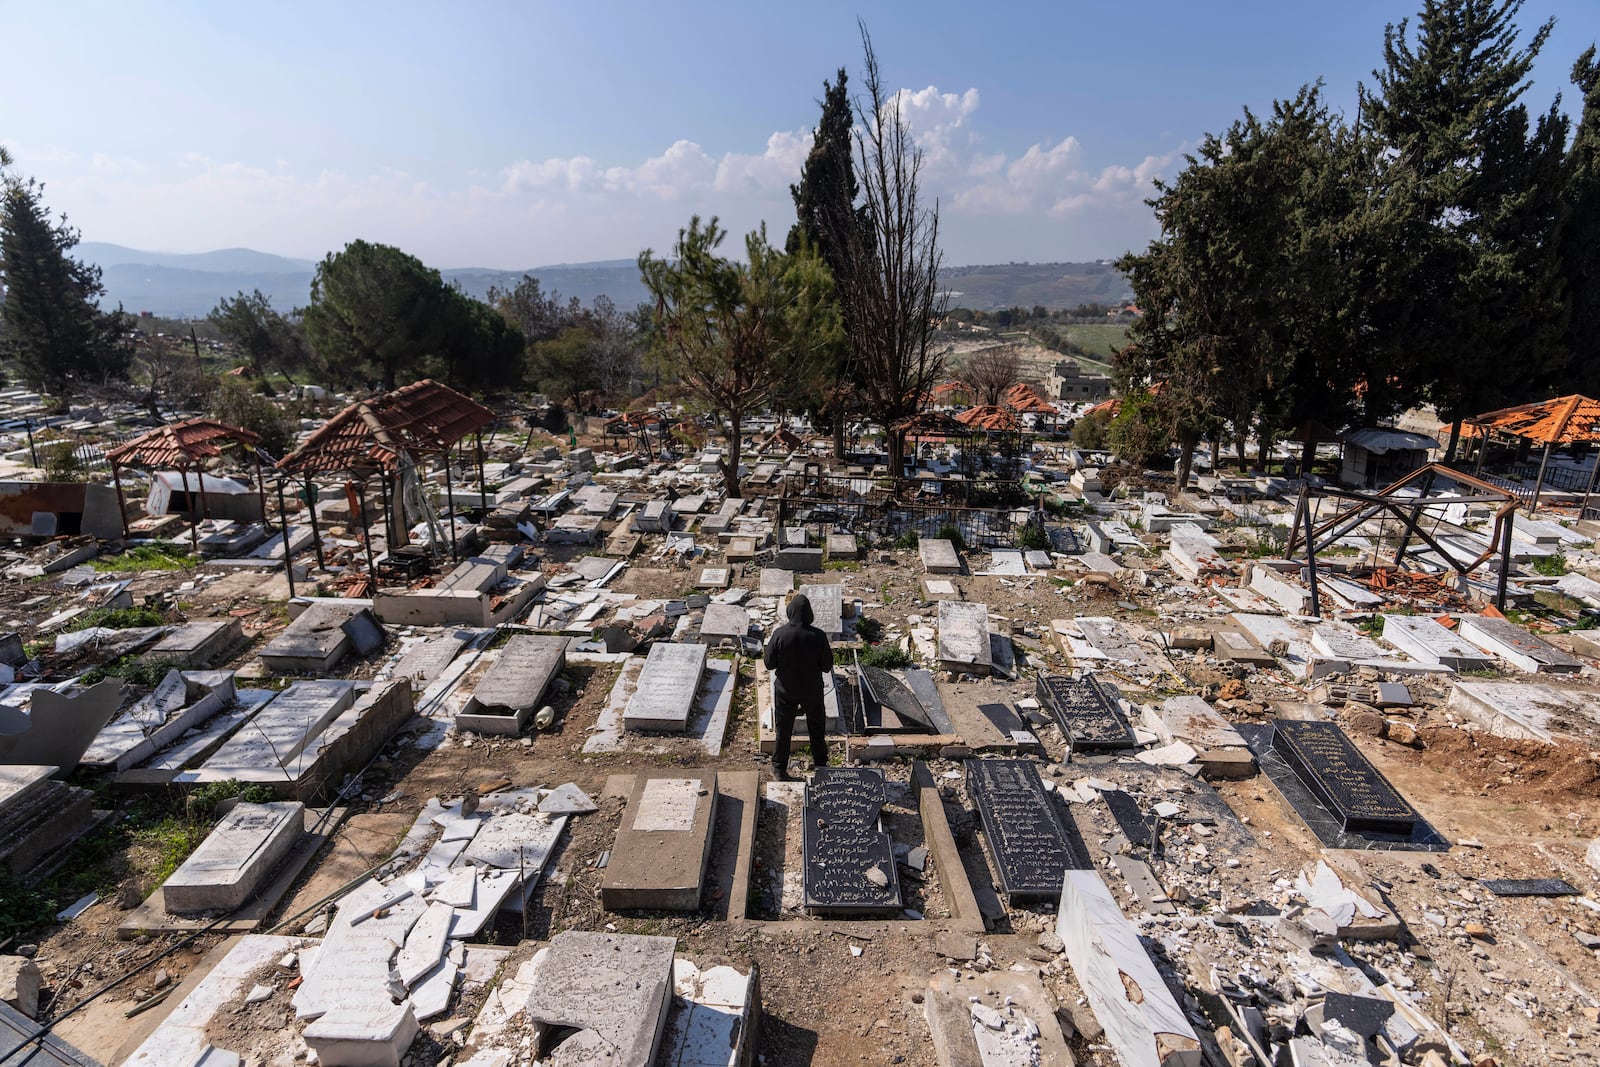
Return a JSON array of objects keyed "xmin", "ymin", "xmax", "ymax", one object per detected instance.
[
  {"xmin": 624, "ymin": 643, "xmax": 708, "ymax": 732},
  {"xmin": 965, "ymin": 759, "xmax": 1085, "ymax": 900},
  {"xmin": 936, "ymin": 600, "xmax": 992, "ymax": 674},
  {"xmin": 1271, "ymin": 719, "xmax": 1419, "ymax": 835},
  {"xmin": 802, "ymin": 767, "xmax": 901, "ymax": 914},
  {"xmin": 601, "ymin": 771, "xmax": 719, "ymax": 911},
  {"xmin": 1036, "ymin": 672, "xmax": 1135, "ymax": 751},
  {"xmin": 795, "ymin": 583, "xmax": 844, "ymax": 639},
  {"xmin": 163, "ymin": 802, "xmax": 305, "ymax": 914}
]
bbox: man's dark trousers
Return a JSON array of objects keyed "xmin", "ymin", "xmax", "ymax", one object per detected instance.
[{"xmin": 774, "ymin": 694, "xmax": 828, "ymax": 772}]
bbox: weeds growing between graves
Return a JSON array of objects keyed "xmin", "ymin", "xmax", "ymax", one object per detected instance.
[{"xmin": 90, "ymin": 543, "xmax": 196, "ymax": 573}]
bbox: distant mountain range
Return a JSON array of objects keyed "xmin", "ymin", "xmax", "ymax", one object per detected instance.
[{"xmin": 75, "ymin": 241, "xmax": 1131, "ymax": 318}]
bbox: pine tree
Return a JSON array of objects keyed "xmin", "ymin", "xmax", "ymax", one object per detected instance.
[
  {"xmin": 0, "ymin": 176, "xmax": 128, "ymax": 397},
  {"xmin": 1563, "ymin": 47, "xmax": 1600, "ymax": 394},
  {"xmin": 1361, "ymin": 0, "xmax": 1569, "ymax": 457}
]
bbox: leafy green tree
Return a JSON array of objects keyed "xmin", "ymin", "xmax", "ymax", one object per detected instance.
[
  {"xmin": 488, "ymin": 274, "xmax": 582, "ymax": 347},
  {"xmin": 210, "ymin": 374, "xmax": 295, "ymax": 457},
  {"xmin": 638, "ymin": 216, "xmax": 839, "ymax": 497},
  {"xmin": 439, "ymin": 289, "xmax": 524, "ymax": 394},
  {"xmin": 0, "ymin": 175, "xmax": 132, "ymax": 397},
  {"xmin": 302, "ymin": 240, "xmax": 451, "ymax": 391},
  {"xmin": 1361, "ymin": 0, "xmax": 1570, "ymax": 458},
  {"xmin": 208, "ymin": 289, "xmax": 310, "ymax": 381}
]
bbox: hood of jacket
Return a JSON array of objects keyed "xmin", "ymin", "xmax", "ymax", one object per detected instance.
[{"xmin": 787, "ymin": 594, "xmax": 814, "ymax": 627}]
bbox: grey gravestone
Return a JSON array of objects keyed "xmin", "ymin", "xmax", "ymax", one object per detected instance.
[
  {"xmin": 965, "ymin": 759, "xmax": 1088, "ymax": 900},
  {"xmin": 1458, "ymin": 615, "xmax": 1581, "ymax": 673},
  {"xmin": 461, "ymin": 635, "xmax": 568, "ymax": 734},
  {"xmin": 795, "ymin": 583, "xmax": 843, "ymax": 639},
  {"xmin": 624, "ymin": 643, "xmax": 708, "ymax": 732},
  {"xmin": 1271, "ymin": 719, "xmax": 1419, "ymax": 835},
  {"xmin": 146, "ymin": 619, "xmax": 243, "ymax": 668},
  {"xmin": 696, "ymin": 567, "xmax": 731, "ymax": 589},
  {"xmin": 700, "ymin": 603, "xmax": 750, "ymax": 643},
  {"xmin": 759, "ymin": 569, "xmax": 794, "ymax": 596},
  {"xmin": 163, "ymin": 801, "xmax": 305, "ymax": 913},
  {"xmin": 1380, "ymin": 614, "xmax": 1495, "ymax": 670},
  {"xmin": 936, "ymin": 600, "xmax": 991, "ymax": 673},
  {"xmin": 601, "ymin": 771, "xmax": 718, "ymax": 910},
  {"xmin": 523, "ymin": 931, "xmax": 677, "ymax": 1067},
  {"xmin": 199, "ymin": 680, "xmax": 356, "ymax": 775},
  {"xmin": 1036, "ymin": 672, "xmax": 1135, "ymax": 751},
  {"xmin": 919, "ymin": 538, "xmax": 961, "ymax": 574},
  {"xmin": 802, "ymin": 767, "xmax": 901, "ymax": 914},
  {"xmin": 826, "ymin": 533, "xmax": 859, "ymax": 560}
]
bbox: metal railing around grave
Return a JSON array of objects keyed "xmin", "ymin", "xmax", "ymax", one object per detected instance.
[{"xmin": 777, "ymin": 471, "xmax": 1038, "ymax": 548}]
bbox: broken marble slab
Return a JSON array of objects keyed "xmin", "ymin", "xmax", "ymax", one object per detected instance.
[
  {"xmin": 522, "ymin": 931, "xmax": 677, "ymax": 1067},
  {"xmin": 1056, "ymin": 870, "xmax": 1201, "ymax": 1067},
  {"xmin": 1458, "ymin": 615, "xmax": 1582, "ymax": 674},
  {"xmin": 1380, "ymin": 615, "xmax": 1495, "ymax": 671}
]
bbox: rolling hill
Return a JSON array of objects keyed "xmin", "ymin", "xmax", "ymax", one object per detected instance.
[{"xmin": 76, "ymin": 243, "xmax": 1130, "ymax": 318}]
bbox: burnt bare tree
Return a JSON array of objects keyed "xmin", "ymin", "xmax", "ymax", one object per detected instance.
[
  {"xmin": 962, "ymin": 345, "xmax": 1022, "ymax": 406},
  {"xmin": 835, "ymin": 25, "xmax": 948, "ymax": 480}
]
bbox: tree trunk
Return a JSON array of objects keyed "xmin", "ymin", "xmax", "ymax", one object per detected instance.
[
  {"xmin": 833, "ymin": 419, "xmax": 846, "ymax": 462},
  {"xmin": 1235, "ymin": 433, "xmax": 1248, "ymax": 471},
  {"xmin": 1300, "ymin": 436, "xmax": 1317, "ymax": 478},
  {"xmin": 723, "ymin": 411, "xmax": 744, "ymax": 499},
  {"xmin": 1443, "ymin": 419, "xmax": 1462, "ymax": 466},
  {"xmin": 887, "ymin": 428, "xmax": 906, "ymax": 486},
  {"xmin": 1175, "ymin": 438, "xmax": 1197, "ymax": 499},
  {"xmin": 1256, "ymin": 434, "xmax": 1271, "ymax": 472}
]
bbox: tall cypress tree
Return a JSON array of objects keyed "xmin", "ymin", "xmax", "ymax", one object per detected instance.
[
  {"xmin": 786, "ymin": 69, "xmax": 866, "ymax": 457},
  {"xmin": 1361, "ymin": 0, "xmax": 1569, "ymax": 457},
  {"xmin": 0, "ymin": 176, "xmax": 128, "ymax": 398}
]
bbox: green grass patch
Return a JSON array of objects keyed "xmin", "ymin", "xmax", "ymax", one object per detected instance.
[
  {"xmin": 1532, "ymin": 553, "xmax": 1569, "ymax": 577},
  {"xmin": 823, "ymin": 559, "xmax": 860, "ymax": 572},
  {"xmin": 936, "ymin": 524, "xmax": 966, "ymax": 552},
  {"xmin": 855, "ymin": 617, "xmax": 884, "ymax": 643},
  {"xmin": 64, "ymin": 606, "xmax": 167, "ymax": 633},
  {"xmin": 90, "ymin": 543, "xmax": 197, "ymax": 573},
  {"xmin": 81, "ymin": 656, "xmax": 183, "ymax": 687},
  {"xmin": 1015, "ymin": 524, "xmax": 1050, "ymax": 552}
]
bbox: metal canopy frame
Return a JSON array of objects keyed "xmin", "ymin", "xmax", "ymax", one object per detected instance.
[{"xmin": 1283, "ymin": 462, "xmax": 1520, "ymax": 615}]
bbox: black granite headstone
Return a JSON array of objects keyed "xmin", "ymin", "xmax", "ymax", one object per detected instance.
[
  {"xmin": 802, "ymin": 767, "xmax": 901, "ymax": 914},
  {"xmin": 964, "ymin": 759, "xmax": 1089, "ymax": 900},
  {"xmin": 1270, "ymin": 719, "xmax": 1418, "ymax": 836},
  {"xmin": 1322, "ymin": 992, "xmax": 1393, "ymax": 1039},
  {"xmin": 1036, "ymin": 672, "xmax": 1135, "ymax": 751}
]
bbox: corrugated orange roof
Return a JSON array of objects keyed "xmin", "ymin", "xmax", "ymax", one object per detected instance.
[
  {"xmin": 893, "ymin": 411, "xmax": 969, "ymax": 436},
  {"xmin": 278, "ymin": 379, "xmax": 495, "ymax": 476},
  {"xmin": 1460, "ymin": 394, "xmax": 1600, "ymax": 445},
  {"xmin": 105, "ymin": 418, "xmax": 262, "ymax": 469},
  {"xmin": 954, "ymin": 405, "xmax": 1020, "ymax": 432}
]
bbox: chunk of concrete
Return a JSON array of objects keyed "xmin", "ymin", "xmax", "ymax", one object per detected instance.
[
  {"xmin": 0, "ymin": 956, "xmax": 41, "ymax": 1019},
  {"xmin": 920, "ymin": 538, "xmax": 961, "ymax": 574},
  {"xmin": 145, "ymin": 619, "xmax": 245, "ymax": 668},
  {"xmin": 1056, "ymin": 870, "xmax": 1201, "ymax": 1067},
  {"xmin": 1250, "ymin": 565, "xmax": 1314, "ymax": 615}
]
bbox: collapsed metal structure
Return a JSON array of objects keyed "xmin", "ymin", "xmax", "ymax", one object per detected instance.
[{"xmin": 1284, "ymin": 463, "xmax": 1520, "ymax": 615}]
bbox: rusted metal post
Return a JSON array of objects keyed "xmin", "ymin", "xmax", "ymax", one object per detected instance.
[
  {"xmin": 1530, "ymin": 439, "xmax": 1556, "ymax": 515},
  {"xmin": 1495, "ymin": 511, "xmax": 1513, "ymax": 612},
  {"xmin": 355, "ymin": 481, "xmax": 379, "ymax": 588},
  {"xmin": 442, "ymin": 449, "xmax": 459, "ymax": 563},
  {"xmin": 275, "ymin": 475, "xmax": 296, "ymax": 600},
  {"xmin": 304, "ymin": 477, "xmax": 326, "ymax": 569},
  {"xmin": 181, "ymin": 468, "xmax": 199, "ymax": 554},
  {"xmin": 110, "ymin": 462, "xmax": 130, "ymax": 540}
]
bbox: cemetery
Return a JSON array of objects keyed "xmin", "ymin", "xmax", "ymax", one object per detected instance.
[{"xmin": 4, "ymin": 381, "xmax": 1600, "ymax": 1067}]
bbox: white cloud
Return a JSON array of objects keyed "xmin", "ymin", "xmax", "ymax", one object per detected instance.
[{"xmin": 29, "ymin": 82, "xmax": 1181, "ymax": 266}]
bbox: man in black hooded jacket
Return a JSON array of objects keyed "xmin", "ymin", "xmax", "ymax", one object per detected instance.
[{"xmin": 763, "ymin": 593, "xmax": 832, "ymax": 780}]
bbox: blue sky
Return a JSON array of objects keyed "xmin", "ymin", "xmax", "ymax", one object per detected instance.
[{"xmin": 4, "ymin": 0, "xmax": 1595, "ymax": 268}]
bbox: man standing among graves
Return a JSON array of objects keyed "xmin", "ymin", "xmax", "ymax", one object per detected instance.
[{"xmin": 764, "ymin": 593, "xmax": 832, "ymax": 780}]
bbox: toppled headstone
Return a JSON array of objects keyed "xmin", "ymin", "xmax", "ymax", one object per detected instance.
[
  {"xmin": 1272, "ymin": 719, "xmax": 1419, "ymax": 836},
  {"xmin": 458, "ymin": 635, "xmax": 569, "ymax": 735},
  {"xmin": 523, "ymin": 931, "xmax": 677, "ymax": 1067},
  {"xmin": 1056, "ymin": 870, "xmax": 1201, "ymax": 1067},
  {"xmin": 803, "ymin": 767, "xmax": 901, "ymax": 915},
  {"xmin": 966, "ymin": 758, "xmax": 1087, "ymax": 900},
  {"xmin": 624, "ymin": 643, "xmax": 708, "ymax": 733}
]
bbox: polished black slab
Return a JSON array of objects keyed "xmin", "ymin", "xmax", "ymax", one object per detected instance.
[
  {"xmin": 802, "ymin": 767, "xmax": 901, "ymax": 913},
  {"xmin": 1035, "ymin": 672, "xmax": 1135, "ymax": 751},
  {"xmin": 1100, "ymin": 789, "xmax": 1157, "ymax": 849},
  {"xmin": 1270, "ymin": 719, "xmax": 1418, "ymax": 836},
  {"xmin": 965, "ymin": 759, "xmax": 1090, "ymax": 900},
  {"xmin": 1478, "ymin": 878, "xmax": 1579, "ymax": 897},
  {"xmin": 1237, "ymin": 723, "xmax": 1447, "ymax": 851}
]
